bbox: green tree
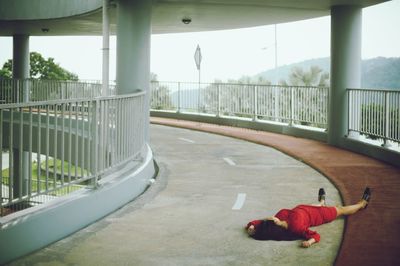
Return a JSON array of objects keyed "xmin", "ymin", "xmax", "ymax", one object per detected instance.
[
  {"xmin": 0, "ymin": 59, "xmax": 12, "ymax": 78},
  {"xmin": 150, "ymin": 73, "xmax": 174, "ymax": 110},
  {"xmin": 0, "ymin": 51, "xmax": 78, "ymax": 80},
  {"xmin": 279, "ymin": 66, "xmax": 329, "ymax": 127},
  {"xmin": 280, "ymin": 66, "xmax": 329, "ymax": 87}
]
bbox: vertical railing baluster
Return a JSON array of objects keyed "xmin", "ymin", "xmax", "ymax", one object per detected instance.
[
  {"xmin": 9, "ymin": 109, "xmax": 14, "ymax": 202},
  {"xmin": 61, "ymin": 103, "xmax": 65, "ymax": 187},
  {"xmin": 93, "ymin": 99, "xmax": 99, "ymax": 185},
  {"xmin": 86, "ymin": 101, "xmax": 91, "ymax": 181},
  {"xmin": 0, "ymin": 109, "xmax": 3, "ymax": 212},
  {"xmin": 45, "ymin": 105, "xmax": 50, "ymax": 192},
  {"xmin": 81, "ymin": 101, "xmax": 85, "ymax": 177},
  {"xmin": 18, "ymin": 107, "xmax": 23, "ymax": 199},
  {"xmin": 37, "ymin": 105, "xmax": 41, "ymax": 193},
  {"xmin": 253, "ymin": 85, "xmax": 257, "ymax": 121},
  {"xmin": 68, "ymin": 102, "xmax": 72, "ymax": 185},
  {"xmin": 383, "ymin": 91, "xmax": 390, "ymax": 147},
  {"xmin": 75, "ymin": 102, "xmax": 79, "ymax": 180},
  {"xmin": 54, "ymin": 104, "xmax": 58, "ymax": 189},
  {"xmin": 28, "ymin": 107, "xmax": 32, "ymax": 198}
]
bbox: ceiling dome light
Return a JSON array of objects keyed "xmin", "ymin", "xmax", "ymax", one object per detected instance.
[{"xmin": 182, "ymin": 17, "xmax": 191, "ymax": 24}]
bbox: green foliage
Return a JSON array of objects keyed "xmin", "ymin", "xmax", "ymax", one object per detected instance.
[
  {"xmin": 257, "ymin": 57, "xmax": 400, "ymax": 89},
  {"xmin": 0, "ymin": 51, "xmax": 78, "ymax": 80},
  {"xmin": 149, "ymin": 73, "xmax": 175, "ymax": 110},
  {"xmin": 276, "ymin": 66, "xmax": 329, "ymax": 127},
  {"xmin": 151, "ymin": 85, "xmax": 174, "ymax": 110},
  {"xmin": 361, "ymin": 103, "xmax": 400, "ymax": 140},
  {"xmin": 280, "ymin": 66, "xmax": 329, "ymax": 87},
  {"xmin": 1, "ymin": 159, "xmax": 84, "ymax": 196},
  {"xmin": 228, "ymin": 75, "xmax": 272, "ymax": 85},
  {"xmin": 0, "ymin": 59, "xmax": 12, "ymax": 78}
]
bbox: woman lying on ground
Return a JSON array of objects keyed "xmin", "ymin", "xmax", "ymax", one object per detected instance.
[{"xmin": 245, "ymin": 187, "xmax": 371, "ymax": 248}]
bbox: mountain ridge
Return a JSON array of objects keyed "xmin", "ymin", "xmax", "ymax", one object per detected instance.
[{"xmin": 254, "ymin": 56, "xmax": 400, "ymax": 89}]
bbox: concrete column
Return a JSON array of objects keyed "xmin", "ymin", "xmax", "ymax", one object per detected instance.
[
  {"xmin": 102, "ymin": 0, "xmax": 110, "ymax": 96},
  {"xmin": 13, "ymin": 35, "xmax": 30, "ymax": 79},
  {"xmin": 116, "ymin": 0, "xmax": 152, "ymax": 143},
  {"xmin": 116, "ymin": 0, "xmax": 151, "ymax": 95},
  {"xmin": 12, "ymin": 34, "xmax": 30, "ymax": 198},
  {"xmin": 329, "ymin": 6, "xmax": 362, "ymax": 145}
]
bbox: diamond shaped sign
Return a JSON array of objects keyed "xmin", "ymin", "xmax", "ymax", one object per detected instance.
[{"xmin": 194, "ymin": 45, "xmax": 202, "ymax": 70}]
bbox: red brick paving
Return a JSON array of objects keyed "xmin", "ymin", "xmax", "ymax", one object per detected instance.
[{"xmin": 151, "ymin": 117, "xmax": 400, "ymax": 266}]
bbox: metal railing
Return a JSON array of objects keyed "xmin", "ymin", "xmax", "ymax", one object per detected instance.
[
  {"xmin": 0, "ymin": 91, "xmax": 146, "ymax": 217},
  {"xmin": 0, "ymin": 79, "xmax": 107, "ymax": 103},
  {"xmin": 150, "ymin": 81, "xmax": 329, "ymax": 129},
  {"xmin": 348, "ymin": 88, "xmax": 400, "ymax": 147}
]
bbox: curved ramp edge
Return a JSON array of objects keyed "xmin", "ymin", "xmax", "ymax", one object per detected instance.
[{"xmin": 0, "ymin": 144, "xmax": 155, "ymax": 265}]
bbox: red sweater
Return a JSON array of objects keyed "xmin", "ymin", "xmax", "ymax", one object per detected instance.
[{"xmin": 275, "ymin": 205, "xmax": 337, "ymax": 242}]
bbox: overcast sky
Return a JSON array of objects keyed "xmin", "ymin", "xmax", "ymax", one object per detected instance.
[{"xmin": 0, "ymin": 0, "xmax": 399, "ymax": 82}]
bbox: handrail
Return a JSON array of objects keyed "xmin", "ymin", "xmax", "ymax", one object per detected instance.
[
  {"xmin": 347, "ymin": 87, "xmax": 400, "ymax": 147},
  {"xmin": 151, "ymin": 81, "xmax": 329, "ymax": 129},
  {"xmin": 0, "ymin": 91, "xmax": 146, "ymax": 216},
  {"xmin": 0, "ymin": 79, "xmax": 106, "ymax": 104}
]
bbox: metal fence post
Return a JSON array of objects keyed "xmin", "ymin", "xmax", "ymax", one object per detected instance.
[
  {"xmin": 253, "ymin": 85, "xmax": 257, "ymax": 121},
  {"xmin": 92, "ymin": 99, "xmax": 99, "ymax": 187},
  {"xmin": 217, "ymin": 84, "xmax": 221, "ymax": 117},
  {"xmin": 382, "ymin": 91, "xmax": 391, "ymax": 148},
  {"xmin": 289, "ymin": 86, "xmax": 294, "ymax": 126},
  {"xmin": 177, "ymin": 82, "xmax": 181, "ymax": 113}
]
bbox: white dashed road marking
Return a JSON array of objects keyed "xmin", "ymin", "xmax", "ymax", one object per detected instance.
[
  {"xmin": 232, "ymin": 193, "xmax": 247, "ymax": 210},
  {"xmin": 223, "ymin": 157, "xmax": 236, "ymax": 166},
  {"xmin": 178, "ymin": 137, "xmax": 195, "ymax": 143}
]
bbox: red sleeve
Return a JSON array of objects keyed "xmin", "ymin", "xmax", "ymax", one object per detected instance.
[
  {"xmin": 275, "ymin": 209, "xmax": 290, "ymax": 221},
  {"xmin": 303, "ymin": 228, "xmax": 321, "ymax": 242},
  {"xmin": 289, "ymin": 222, "xmax": 321, "ymax": 242}
]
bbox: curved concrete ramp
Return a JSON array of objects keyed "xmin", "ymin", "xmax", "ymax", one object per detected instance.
[{"xmin": 11, "ymin": 124, "xmax": 343, "ymax": 265}]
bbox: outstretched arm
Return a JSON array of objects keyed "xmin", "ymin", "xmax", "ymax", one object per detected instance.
[
  {"xmin": 301, "ymin": 238, "xmax": 316, "ymax": 248},
  {"xmin": 265, "ymin": 216, "xmax": 288, "ymax": 229}
]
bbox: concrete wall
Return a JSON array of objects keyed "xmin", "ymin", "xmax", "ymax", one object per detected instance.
[
  {"xmin": 150, "ymin": 111, "xmax": 400, "ymax": 168},
  {"xmin": 151, "ymin": 111, "xmax": 327, "ymax": 143},
  {"xmin": 0, "ymin": 0, "xmax": 102, "ymax": 20},
  {"xmin": 0, "ymin": 145, "xmax": 156, "ymax": 264}
]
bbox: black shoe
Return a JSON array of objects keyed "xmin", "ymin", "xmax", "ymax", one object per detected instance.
[
  {"xmin": 318, "ymin": 188, "xmax": 326, "ymax": 202},
  {"xmin": 362, "ymin": 187, "xmax": 371, "ymax": 207}
]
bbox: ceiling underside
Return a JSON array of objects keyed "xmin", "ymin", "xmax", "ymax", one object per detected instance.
[{"xmin": 0, "ymin": 0, "xmax": 389, "ymax": 36}]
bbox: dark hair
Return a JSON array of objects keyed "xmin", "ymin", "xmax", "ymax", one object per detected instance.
[{"xmin": 252, "ymin": 220, "xmax": 300, "ymax": 241}]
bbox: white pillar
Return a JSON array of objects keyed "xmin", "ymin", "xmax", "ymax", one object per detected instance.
[
  {"xmin": 116, "ymin": 0, "xmax": 151, "ymax": 95},
  {"xmin": 329, "ymin": 6, "xmax": 362, "ymax": 145},
  {"xmin": 12, "ymin": 34, "xmax": 30, "ymax": 197},
  {"xmin": 12, "ymin": 35, "xmax": 30, "ymax": 80},
  {"xmin": 116, "ymin": 0, "xmax": 152, "ymax": 142},
  {"xmin": 102, "ymin": 0, "xmax": 110, "ymax": 96}
]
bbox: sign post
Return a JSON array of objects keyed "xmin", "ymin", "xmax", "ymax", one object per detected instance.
[{"xmin": 194, "ymin": 45, "xmax": 202, "ymax": 112}]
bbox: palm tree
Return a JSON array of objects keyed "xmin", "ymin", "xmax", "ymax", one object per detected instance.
[
  {"xmin": 280, "ymin": 66, "xmax": 329, "ymax": 87},
  {"xmin": 279, "ymin": 66, "xmax": 329, "ymax": 127}
]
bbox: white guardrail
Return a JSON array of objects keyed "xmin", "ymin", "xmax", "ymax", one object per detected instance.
[
  {"xmin": 151, "ymin": 81, "xmax": 329, "ymax": 129},
  {"xmin": 0, "ymin": 79, "xmax": 117, "ymax": 103},
  {"xmin": 1, "ymin": 79, "xmax": 399, "ymax": 217},
  {"xmin": 0, "ymin": 79, "xmax": 145, "ymax": 217},
  {"xmin": 348, "ymin": 88, "xmax": 400, "ymax": 148}
]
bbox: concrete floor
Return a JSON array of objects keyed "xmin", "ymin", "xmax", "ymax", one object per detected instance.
[{"xmin": 10, "ymin": 124, "xmax": 344, "ymax": 266}]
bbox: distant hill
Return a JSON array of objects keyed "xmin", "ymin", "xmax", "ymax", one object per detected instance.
[
  {"xmin": 168, "ymin": 57, "xmax": 399, "ymax": 107},
  {"xmin": 255, "ymin": 57, "xmax": 330, "ymax": 84},
  {"xmin": 255, "ymin": 57, "xmax": 400, "ymax": 89},
  {"xmin": 362, "ymin": 57, "xmax": 400, "ymax": 88}
]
